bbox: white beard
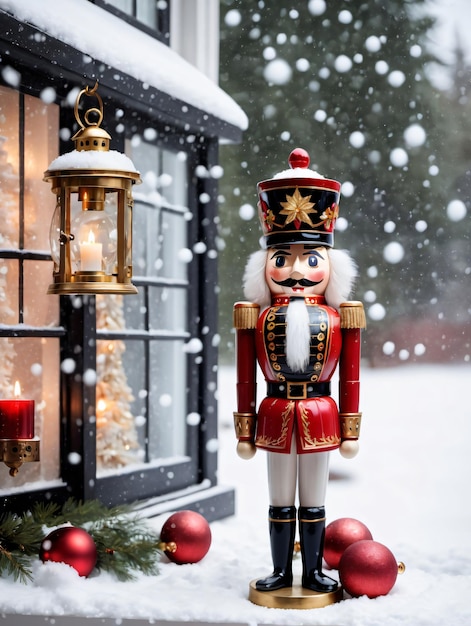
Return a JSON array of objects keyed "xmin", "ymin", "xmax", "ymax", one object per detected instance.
[{"xmin": 285, "ymin": 298, "xmax": 311, "ymax": 373}]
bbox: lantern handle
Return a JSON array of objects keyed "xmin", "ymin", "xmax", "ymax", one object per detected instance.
[{"xmin": 74, "ymin": 81, "xmax": 104, "ymax": 130}]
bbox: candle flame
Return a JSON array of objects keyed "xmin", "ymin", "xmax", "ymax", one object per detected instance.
[
  {"xmin": 14, "ymin": 380, "xmax": 21, "ymax": 398},
  {"xmin": 87, "ymin": 229, "xmax": 96, "ymax": 244}
]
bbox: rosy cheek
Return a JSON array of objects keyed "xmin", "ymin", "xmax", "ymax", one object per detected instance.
[
  {"xmin": 267, "ymin": 266, "xmax": 286, "ymax": 282},
  {"xmin": 306, "ymin": 268, "xmax": 327, "ymax": 282}
]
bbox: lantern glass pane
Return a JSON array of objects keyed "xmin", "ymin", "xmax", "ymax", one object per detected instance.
[{"xmin": 70, "ymin": 193, "xmax": 118, "ymax": 275}]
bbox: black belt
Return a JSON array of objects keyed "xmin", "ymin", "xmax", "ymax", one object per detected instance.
[{"xmin": 267, "ymin": 381, "xmax": 331, "ymax": 400}]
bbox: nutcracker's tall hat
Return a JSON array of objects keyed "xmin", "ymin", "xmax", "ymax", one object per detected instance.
[{"xmin": 257, "ymin": 148, "xmax": 341, "ymax": 248}]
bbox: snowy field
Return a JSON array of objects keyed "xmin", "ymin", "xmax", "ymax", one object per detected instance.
[{"xmin": 1, "ymin": 363, "xmax": 470, "ymax": 626}]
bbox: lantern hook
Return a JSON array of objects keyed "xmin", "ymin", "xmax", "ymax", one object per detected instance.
[{"xmin": 74, "ymin": 80, "xmax": 104, "ymax": 130}]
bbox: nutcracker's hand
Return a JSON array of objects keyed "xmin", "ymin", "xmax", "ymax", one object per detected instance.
[
  {"xmin": 339, "ymin": 440, "xmax": 359, "ymax": 459},
  {"xmin": 236, "ymin": 440, "xmax": 257, "ymax": 460},
  {"xmin": 233, "ymin": 412, "xmax": 256, "ymax": 460}
]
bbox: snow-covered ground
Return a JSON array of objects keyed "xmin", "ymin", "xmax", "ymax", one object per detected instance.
[{"xmin": 1, "ymin": 363, "xmax": 470, "ymax": 626}]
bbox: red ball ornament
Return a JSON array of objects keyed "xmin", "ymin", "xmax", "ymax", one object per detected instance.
[
  {"xmin": 159, "ymin": 510, "xmax": 211, "ymax": 565},
  {"xmin": 39, "ymin": 526, "xmax": 97, "ymax": 577},
  {"xmin": 339, "ymin": 539, "xmax": 399, "ymax": 598},
  {"xmin": 324, "ymin": 517, "xmax": 373, "ymax": 569}
]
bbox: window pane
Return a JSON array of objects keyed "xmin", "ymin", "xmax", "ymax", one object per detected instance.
[
  {"xmin": 136, "ymin": 0, "xmax": 158, "ymax": 29},
  {"xmin": 160, "ymin": 150, "xmax": 188, "ymax": 208},
  {"xmin": 0, "ymin": 259, "xmax": 18, "ymax": 323},
  {"xmin": 24, "ymin": 93, "xmax": 59, "ymax": 251},
  {"xmin": 96, "ymin": 295, "xmax": 144, "ymax": 471},
  {"xmin": 0, "ymin": 86, "xmax": 19, "ymax": 249},
  {"xmin": 133, "ymin": 200, "xmax": 162, "ymax": 277},
  {"xmin": 23, "ymin": 260, "xmax": 59, "ymax": 327},
  {"xmin": 120, "ymin": 339, "xmax": 148, "ymax": 452},
  {"xmin": 103, "ymin": 0, "xmax": 164, "ymax": 32},
  {"xmin": 156, "ymin": 207, "xmax": 189, "ymax": 281},
  {"xmin": 148, "ymin": 340, "xmax": 187, "ymax": 459},
  {"xmin": 122, "ymin": 288, "xmax": 146, "ymax": 331},
  {"xmin": 148, "ymin": 285, "xmax": 186, "ymax": 333}
]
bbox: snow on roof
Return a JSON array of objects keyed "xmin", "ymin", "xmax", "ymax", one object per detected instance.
[{"xmin": 0, "ymin": 0, "xmax": 248, "ymax": 131}]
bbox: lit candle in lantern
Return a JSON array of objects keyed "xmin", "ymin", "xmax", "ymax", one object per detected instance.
[
  {"xmin": 80, "ymin": 229, "xmax": 103, "ymax": 272},
  {"xmin": 0, "ymin": 381, "xmax": 35, "ymax": 439}
]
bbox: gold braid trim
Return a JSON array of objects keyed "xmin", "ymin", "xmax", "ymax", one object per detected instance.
[
  {"xmin": 233, "ymin": 301, "xmax": 260, "ymax": 330},
  {"xmin": 340, "ymin": 301, "xmax": 366, "ymax": 329}
]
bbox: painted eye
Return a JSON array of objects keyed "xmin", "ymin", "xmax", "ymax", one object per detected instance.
[
  {"xmin": 275, "ymin": 256, "xmax": 286, "ymax": 268},
  {"xmin": 308, "ymin": 255, "xmax": 319, "ymax": 267}
]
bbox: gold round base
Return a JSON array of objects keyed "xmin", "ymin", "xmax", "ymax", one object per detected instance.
[
  {"xmin": 47, "ymin": 282, "xmax": 138, "ymax": 295},
  {"xmin": 248, "ymin": 577, "xmax": 343, "ymax": 610}
]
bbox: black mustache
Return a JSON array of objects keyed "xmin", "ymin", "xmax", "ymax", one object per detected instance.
[{"xmin": 272, "ymin": 277, "xmax": 321, "ymax": 287}]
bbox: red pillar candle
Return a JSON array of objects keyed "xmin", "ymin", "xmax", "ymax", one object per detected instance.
[{"xmin": 0, "ymin": 382, "xmax": 35, "ymax": 439}]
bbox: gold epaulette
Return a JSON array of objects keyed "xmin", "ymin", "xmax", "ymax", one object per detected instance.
[
  {"xmin": 339, "ymin": 301, "xmax": 367, "ymax": 329},
  {"xmin": 233, "ymin": 301, "xmax": 260, "ymax": 330}
]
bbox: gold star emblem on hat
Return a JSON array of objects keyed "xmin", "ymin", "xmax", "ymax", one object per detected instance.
[{"xmin": 280, "ymin": 187, "xmax": 317, "ymax": 228}]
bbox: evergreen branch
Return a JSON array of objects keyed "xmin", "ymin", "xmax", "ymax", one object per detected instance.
[
  {"xmin": 0, "ymin": 544, "xmax": 34, "ymax": 583},
  {"xmin": 0, "ymin": 511, "xmax": 44, "ymax": 583},
  {"xmin": 0, "ymin": 511, "xmax": 44, "ymax": 554},
  {"xmin": 31, "ymin": 498, "xmax": 132, "ymax": 527},
  {"xmin": 0, "ymin": 499, "xmax": 162, "ymax": 583},
  {"xmin": 28, "ymin": 500, "xmax": 63, "ymax": 525},
  {"xmin": 90, "ymin": 515, "xmax": 160, "ymax": 581}
]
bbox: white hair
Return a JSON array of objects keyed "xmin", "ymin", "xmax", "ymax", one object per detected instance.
[{"xmin": 242, "ymin": 247, "xmax": 358, "ymax": 311}]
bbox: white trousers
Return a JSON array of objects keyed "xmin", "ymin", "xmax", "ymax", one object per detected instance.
[{"xmin": 267, "ymin": 434, "xmax": 330, "ymax": 508}]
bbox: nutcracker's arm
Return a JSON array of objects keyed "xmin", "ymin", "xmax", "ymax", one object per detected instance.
[
  {"xmin": 233, "ymin": 301, "xmax": 260, "ymax": 460},
  {"xmin": 339, "ymin": 301, "xmax": 366, "ymax": 449}
]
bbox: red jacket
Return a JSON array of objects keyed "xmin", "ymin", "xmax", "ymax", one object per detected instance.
[{"xmin": 234, "ymin": 295, "xmax": 364, "ymax": 454}]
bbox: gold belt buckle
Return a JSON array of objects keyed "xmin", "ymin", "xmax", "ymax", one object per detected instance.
[{"xmin": 287, "ymin": 382, "xmax": 308, "ymax": 400}]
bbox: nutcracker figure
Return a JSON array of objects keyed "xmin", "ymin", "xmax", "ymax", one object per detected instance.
[{"xmin": 233, "ymin": 148, "xmax": 366, "ymax": 607}]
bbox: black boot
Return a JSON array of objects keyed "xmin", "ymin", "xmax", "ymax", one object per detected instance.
[
  {"xmin": 255, "ymin": 506, "xmax": 296, "ymax": 592},
  {"xmin": 299, "ymin": 506, "xmax": 338, "ymax": 593}
]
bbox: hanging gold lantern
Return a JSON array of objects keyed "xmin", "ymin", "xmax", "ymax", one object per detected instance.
[{"xmin": 45, "ymin": 82, "xmax": 141, "ymax": 295}]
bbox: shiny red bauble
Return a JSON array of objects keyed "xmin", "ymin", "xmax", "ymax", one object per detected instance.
[
  {"xmin": 160, "ymin": 510, "xmax": 211, "ymax": 565},
  {"xmin": 324, "ymin": 517, "xmax": 373, "ymax": 569},
  {"xmin": 39, "ymin": 526, "xmax": 97, "ymax": 577},
  {"xmin": 339, "ymin": 539, "xmax": 398, "ymax": 598}
]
